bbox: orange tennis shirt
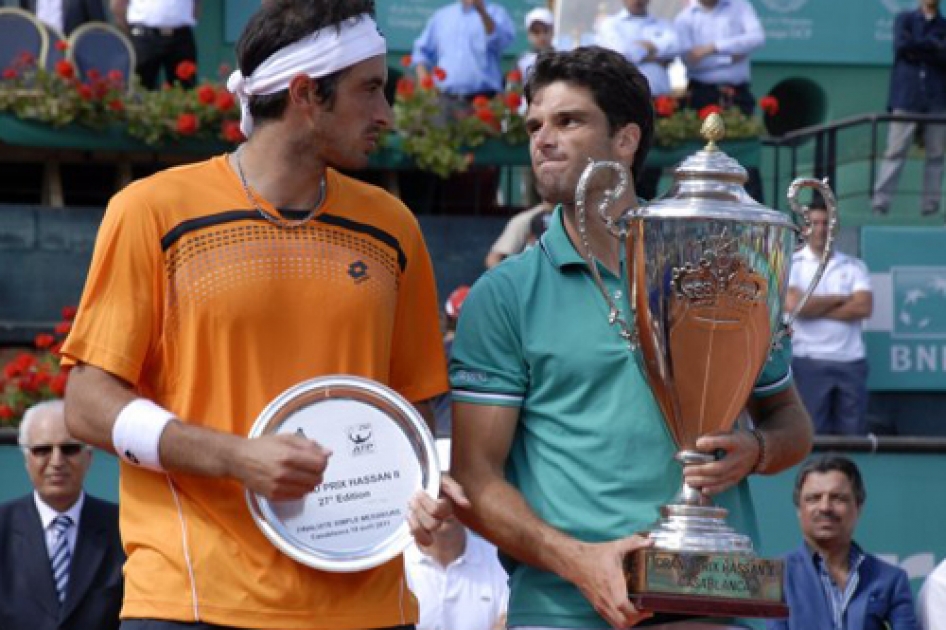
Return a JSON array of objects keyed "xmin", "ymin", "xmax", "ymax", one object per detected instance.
[{"xmin": 61, "ymin": 156, "xmax": 448, "ymax": 628}]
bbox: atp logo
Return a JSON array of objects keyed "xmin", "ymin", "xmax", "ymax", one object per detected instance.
[
  {"xmin": 347, "ymin": 423, "xmax": 376, "ymax": 456},
  {"xmin": 758, "ymin": 0, "xmax": 808, "ymax": 13},
  {"xmin": 892, "ymin": 267, "xmax": 946, "ymax": 338}
]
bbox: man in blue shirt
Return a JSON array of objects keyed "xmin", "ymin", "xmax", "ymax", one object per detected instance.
[
  {"xmin": 450, "ymin": 46, "xmax": 813, "ymax": 630},
  {"xmin": 410, "ymin": 0, "xmax": 515, "ymax": 100},
  {"xmin": 872, "ymin": 0, "xmax": 946, "ymax": 217},
  {"xmin": 768, "ymin": 455, "xmax": 919, "ymax": 630}
]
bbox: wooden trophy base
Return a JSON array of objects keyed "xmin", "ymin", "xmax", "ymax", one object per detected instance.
[{"xmin": 625, "ymin": 548, "xmax": 789, "ymax": 619}]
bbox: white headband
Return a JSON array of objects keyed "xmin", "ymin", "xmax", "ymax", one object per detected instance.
[{"xmin": 227, "ymin": 15, "xmax": 387, "ymax": 137}]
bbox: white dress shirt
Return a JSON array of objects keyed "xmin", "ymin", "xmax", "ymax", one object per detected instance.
[
  {"xmin": 404, "ymin": 532, "xmax": 509, "ymax": 630},
  {"xmin": 674, "ymin": 0, "xmax": 765, "ymax": 85},
  {"xmin": 596, "ymin": 9, "xmax": 679, "ymax": 96},
  {"xmin": 35, "ymin": 0, "xmax": 64, "ymax": 34},
  {"xmin": 789, "ymin": 246, "xmax": 872, "ymax": 363},
  {"xmin": 919, "ymin": 559, "xmax": 946, "ymax": 630},
  {"xmin": 34, "ymin": 491, "xmax": 85, "ymax": 558},
  {"xmin": 127, "ymin": 0, "xmax": 196, "ymax": 28}
]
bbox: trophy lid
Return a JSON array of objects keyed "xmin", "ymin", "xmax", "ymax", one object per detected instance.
[{"xmin": 642, "ymin": 113, "xmax": 790, "ymax": 226}]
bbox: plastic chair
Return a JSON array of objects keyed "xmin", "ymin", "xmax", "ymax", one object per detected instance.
[
  {"xmin": 0, "ymin": 7, "xmax": 48, "ymax": 75},
  {"xmin": 67, "ymin": 21, "xmax": 135, "ymax": 89}
]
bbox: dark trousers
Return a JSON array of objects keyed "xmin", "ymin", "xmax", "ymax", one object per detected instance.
[
  {"xmin": 130, "ymin": 26, "xmax": 197, "ymax": 89},
  {"xmin": 792, "ymin": 356, "xmax": 869, "ymax": 435},
  {"xmin": 121, "ymin": 622, "xmax": 415, "ymax": 630},
  {"xmin": 687, "ymin": 80, "xmax": 756, "ymax": 117}
]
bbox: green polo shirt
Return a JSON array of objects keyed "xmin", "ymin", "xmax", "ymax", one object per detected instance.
[{"xmin": 450, "ymin": 206, "xmax": 792, "ymax": 628}]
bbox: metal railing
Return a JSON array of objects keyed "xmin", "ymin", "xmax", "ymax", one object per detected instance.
[{"xmin": 762, "ymin": 112, "xmax": 946, "ymax": 210}]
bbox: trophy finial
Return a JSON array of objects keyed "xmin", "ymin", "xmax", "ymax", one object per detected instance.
[{"xmin": 701, "ymin": 112, "xmax": 726, "ymax": 152}]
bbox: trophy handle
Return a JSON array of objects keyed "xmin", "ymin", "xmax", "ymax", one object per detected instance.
[
  {"xmin": 575, "ymin": 159, "xmax": 641, "ymax": 348},
  {"xmin": 776, "ymin": 177, "xmax": 839, "ymax": 344}
]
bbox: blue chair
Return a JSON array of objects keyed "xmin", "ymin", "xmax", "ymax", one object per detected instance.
[
  {"xmin": 67, "ymin": 21, "xmax": 135, "ymax": 89},
  {"xmin": 40, "ymin": 21, "xmax": 67, "ymax": 72},
  {"xmin": 0, "ymin": 7, "xmax": 48, "ymax": 77}
]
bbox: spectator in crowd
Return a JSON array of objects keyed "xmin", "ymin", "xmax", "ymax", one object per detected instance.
[
  {"xmin": 404, "ymin": 444, "xmax": 509, "ymax": 630},
  {"xmin": 517, "ymin": 7, "xmax": 555, "ymax": 84},
  {"xmin": 919, "ymin": 557, "xmax": 946, "ymax": 630},
  {"xmin": 60, "ymin": 1, "xmax": 464, "ymax": 628},
  {"xmin": 871, "ymin": 0, "xmax": 946, "ymax": 218},
  {"xmin": 450, "ymin": 46, "xmax": 812, "ymax": 630},
  {"xmin": 674, "ymin": 0, "xmax": 765, "ymax": 116},
  {"xmin": 784, "ymin": 203, "xmax": 873, "ymax": 436},
  {"xmin": 596, "ymin": 0, "xmax": 679, "ymax": 199},
  {"xmin": 110, "ymin": 0, "xmax": 199, "ymax": 89},
  {"xmin": 18, "ymin": 0, "xmax": 105, "ymax": 36},
  {"xmin": 0, "ymin": 400, "xmax": 124, "ymax": 630},
  {"xmin": 596, "ymin": 0, "xmax": 679, "ymax": 99},
  {"xmin": 767, "ymin": 455, "xmax": 919, "ymax": 630},
  {"xmin": 410, "ymin": 0, "xmax": 515, "ymax": 104},
  {"xmin": 484, "ymin": 201, "xmax": 552, "ymax": 268}
]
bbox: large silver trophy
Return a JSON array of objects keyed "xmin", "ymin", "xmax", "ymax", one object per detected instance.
[{"xmin": 576, "ymin": 114, "xmax": 837, "ymax": 617}]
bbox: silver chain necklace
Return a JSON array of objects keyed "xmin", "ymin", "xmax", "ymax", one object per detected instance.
[{"xmin": 234, "ymin": 146, "xmax": 326, "ymax": 229}]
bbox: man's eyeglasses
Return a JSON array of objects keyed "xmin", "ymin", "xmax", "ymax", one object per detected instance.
[{"xmin": 23, "ymin": 443, "xmax": 87, "ymax": 458}]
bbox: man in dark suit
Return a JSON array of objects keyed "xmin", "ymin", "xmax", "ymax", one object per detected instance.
[
  {"xmin": 0, "ymin": 399, "xmax": 123, "ymax": 630},
  {"xmin": 18, "ymin": 0, "xmax": 106, "ymax": 36},
  {"xmin": 767, "ymin": 455, "xmax": 919, "ymax": 630}
]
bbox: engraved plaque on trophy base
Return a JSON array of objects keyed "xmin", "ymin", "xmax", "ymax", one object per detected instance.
[{"xmin": 625, "ymin": 549, "xmax": 788, "ymax": 618}]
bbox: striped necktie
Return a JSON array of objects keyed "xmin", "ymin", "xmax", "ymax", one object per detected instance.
[{"xmin": 49, "ymin": 514, "xmax": 73, "ymax": 605}]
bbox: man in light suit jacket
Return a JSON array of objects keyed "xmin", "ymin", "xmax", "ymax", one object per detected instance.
[
  {"xmin": 18, "ymin": 0, "xmax": 105, "ymax": 36},
  {"xmin": 767, "ymin": 455, "xmax": 918, "ymax": 630},
  {"xmin": 0, "ymin": 400, "xmax": 123, "ymax": 630}
]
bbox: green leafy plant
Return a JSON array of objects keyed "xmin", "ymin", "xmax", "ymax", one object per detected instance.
[{"xmin": 652, "ymin": 94, "xmax": 778, "ymax": 148}]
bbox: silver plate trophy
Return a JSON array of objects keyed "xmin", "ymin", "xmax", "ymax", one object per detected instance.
[
  {"xmin": 246, "ymin": 375, "xmax": 440, "ymax": 573},
  {"xmin": 575, "ymin": 113, "xmax": 838, "ymax": 617}
]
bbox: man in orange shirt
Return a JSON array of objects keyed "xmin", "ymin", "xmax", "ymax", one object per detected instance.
[{"xmin": 61, "ymin": 1, "xmax": 464, "ymax": 628}]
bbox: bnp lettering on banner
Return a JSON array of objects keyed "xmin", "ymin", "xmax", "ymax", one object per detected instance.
[{"xmin": 862, "ymin": 227, "xmax": 946, "ymax": 391}]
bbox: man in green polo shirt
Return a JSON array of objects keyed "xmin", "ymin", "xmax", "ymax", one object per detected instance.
[{"xmin": 449, "ymin": 47, "xmax": 813, "ymax": 630}]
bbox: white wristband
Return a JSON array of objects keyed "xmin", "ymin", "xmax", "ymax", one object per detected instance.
[{"xmin": 113, "ymin": 398, "xmax": 175, "ymax": 472}]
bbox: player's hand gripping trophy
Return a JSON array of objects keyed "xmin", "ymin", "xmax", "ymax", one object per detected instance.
[{"xmin": 574, "ymin": 113, "xmax": 837, "ymax": 618}]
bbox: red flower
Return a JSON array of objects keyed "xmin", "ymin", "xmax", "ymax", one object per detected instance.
[
  {"xmin": 396, "ymin": 77, "xmax": 415, "ymax": 97},
  {"xmin": 176, "ymin": 112, "xmax": 199, "ymax": 135},
  {"xmin": 61, "ymin": 306, "xmax": 77, "ymax": 321},
  {"xmin": 222, "ymin": 120, "xmax": 244, "ymax": 144},
  {"xmin": 420, "ymin": 75, "xmax": 434, "ymax": 90},
  {"xmin": 654, "ymin": 95, "xmax": 677, "ymax": 118},
  {"xmin": 0, "ymin": 405, "xmax": 13, "ymax": 421},
  {"xmin": 197, "ymin": 84, "xmax": 216, "ymax": 105},
  {"xmin": 215, "ymin": 90, "xmax": 235, "ymax": 112},
  {"xmin": 87, "ymin": 68, "xmax": 101, "ymax": 81},
  {"xmin": 76, "ymin": 83, "xmax": 93, "ymax": 100},
  {"xmin": 698, "ymin": 105, "xmax": 723, "ymax": 120},
  {"xmin": 55, "ymin": 59, "xmax": 75, "ymax": 79},
  {"xmin": 35, "ymin": 334, "xmax": 55, "ymax": 349},
  {"xmin": 507, "ymin": 68, "xmax": 523, "ymax": 84},
  {"xmin": 475, "ymin": 108, "xmax": 496, "ymax": 123},
  {"xmin": 50, "ymin": 373, "xmax": 69, "ymax": 397},
  {"xmin": 55, "ymin": 40, "xmax": 69, "ymax": 52},
  {"xmin": 504, "ymin": 92, "xmax": 522, "ymax": 110},
  {"xmin": 54, "ymin": 321, "xmax": 72, "ymax": 336},
  {"xmin": 17, "ymin": 51, "xmax": 35, "ymax": 66},
  {"xmin": 106, "ymin": 69, "xmax": 124, "ymax": 84},
  {"xmin": 175, "ymin": 60, "xmax": 197, "ymax": 82},
  {"xmin": 106, "ymin": 99, "xmax": 123, "ymax": 112},
  {"xmin": 400, "ymin": 55, "xmax": 412, "ymax": 67},
  {"xmin": 2, "ymin": 68, "xmax": 17, "ymax": 80},
  {"xmin": 759, "ymin": 95, "xmax": 779, "ymax": 117},
  {"xmin": 433, "ymin": 66, "xmax": 447, "ymax": 81},
  {"xmin": 472, "ymin": 95, "xmax": 491, "ymax": 110}
]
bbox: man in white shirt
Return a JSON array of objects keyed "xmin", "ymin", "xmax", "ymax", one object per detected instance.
[
  {"xmin": 111, "ymin": 0, "xmax": 199, "ymax": 89},
  {"xmin": 596, "ymin": 0, "xmax": 679, "ymax": 98},
  {"xmin": 404, "ymin": 440, "xmax": 509, "ymax": 630},
  {"xmin": 674, "ymin": 0, "xmax": 765, "ymax": 115},
  {"xmin": 919, "ymin": 558, "xmax": 946, "ymax": 630},
  {"xmin": 0, "ymin": 400, "xmax": 124, "ymax": 630},
  {"xmin": 784, "ymin": 204, "xmax": 874, "ymax": 435}
]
